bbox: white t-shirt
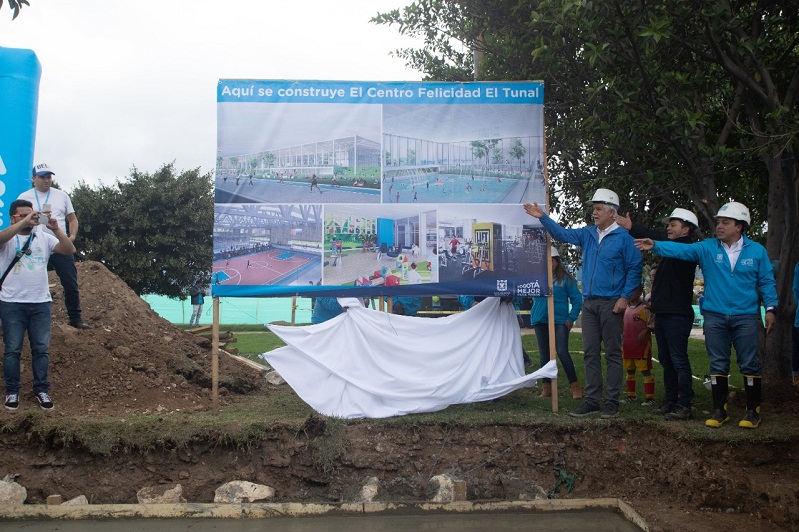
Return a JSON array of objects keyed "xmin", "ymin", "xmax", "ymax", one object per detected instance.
[
  {"xmin": 17, "ymin": 186, "xmax": 76, "ymax": 236},
  {"xmin": 0, "ymin": 231, "xmax": 58, "ymax": 303}
]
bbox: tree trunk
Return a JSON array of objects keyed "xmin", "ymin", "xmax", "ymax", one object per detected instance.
[{"xmin": 762, "ymin": 148, "xmax": 799, "ymax": 381}]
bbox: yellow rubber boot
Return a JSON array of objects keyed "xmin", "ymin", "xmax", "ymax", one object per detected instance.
[
  {"xmin": 738, "ymin": 375, "xmax": 762, "ymax": 429},
  {"xmin": 705, "ymin": 375, "xmax": 729, "ymax": 428}
]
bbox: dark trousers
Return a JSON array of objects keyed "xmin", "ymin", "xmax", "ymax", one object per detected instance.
[
  {"xmin": 49, "ymin": 253, "xmax": 82, "ymax": 322},
  {"xmin": 653, "ymin": 313, "xmax": 695, "ymax": 408}
]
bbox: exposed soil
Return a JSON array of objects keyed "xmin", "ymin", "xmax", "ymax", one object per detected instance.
[{"xmin": 0, "ymin": 261, "xmax": 797, "ymax": 531}]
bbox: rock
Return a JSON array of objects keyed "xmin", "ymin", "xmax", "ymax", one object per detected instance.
[
  {"xmin": 0, "ymin": 478, "xmax": 27, "ymax": 504},
  {"xmin": 136, "ymin": 483, "xmax": 186, "ymax": 504},
  {"xmin": 62, "ymin": 495, "xmax": 89, "ymax": 505},
  {"xmin": 360, "ymin": 476, "xmax": 380, "ymax": 502},
  {"xmin": 46, "ymin": 494, "xmax": 63, "ymax": 505},
  {"xmin": 499, "ymin": 475, "xmax": 548, "ymax": 500},
  {"xmin": 266, "ymin": 371, "xmax": 285, "ymax": 385},
  {"xmin": 114, "ymin": 346, "xmax": 132, "ymax": 358},
  {"xmin": 214, "ymin": 480, "xmax": 275, "ymax": 503},
  {"xmin": 429, "ymin": 474, "xmax": 467, "ymax": 503}
]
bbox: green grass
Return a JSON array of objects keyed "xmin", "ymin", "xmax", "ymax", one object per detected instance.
[{"xmin": 8, "ymin": 327, "xmax": 786, "ymax": 455}]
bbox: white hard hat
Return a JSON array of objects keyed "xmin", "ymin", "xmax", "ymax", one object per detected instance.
[
  {"xmin": 661, "ymin": 207, "xmax": 699, "ymax": 228},
  {"xmin": 589, "ymin": 188, "xmax": 619, "ymax": 207},
  {"xmin": 716, "ymin": 201, "xmax": 751, "ymax": 225},
  {"xmin": 550, "ymin": 247, "xmax": 560, "ymax": 258}
]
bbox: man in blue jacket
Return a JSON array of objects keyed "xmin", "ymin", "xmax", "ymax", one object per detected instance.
[
  {"xmin": 525, "ymin": 189, "xmax": 643, "ymax": 419},
  {"xmin": 635, "ymin": 201, "xmax": 777, "ymax": 429}
]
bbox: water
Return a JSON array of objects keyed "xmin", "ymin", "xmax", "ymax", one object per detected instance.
[
  {"xmin": 381, "ymin": 172, "xmax": 532, "ymax": 203},
  {"xmin": 141, "ymin": 294, "xmax": 312, "ymax": 325}
]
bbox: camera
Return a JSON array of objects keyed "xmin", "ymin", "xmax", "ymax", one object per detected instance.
[{"xmin": 39, "ymin": 204, "xmax": 51, "ymax": 225}]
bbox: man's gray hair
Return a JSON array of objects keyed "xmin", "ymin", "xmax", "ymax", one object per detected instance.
[{"xmin": 598, "ymin": 203, "xmax": 618, "ymax": 214}]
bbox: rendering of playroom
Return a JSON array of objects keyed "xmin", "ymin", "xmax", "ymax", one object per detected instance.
[
  {"xmin": 437, "ymin": 204, "xmax": 548, "ymax": 283},
  {"xmin": 381, "ymin": 103, "xmax": 546, "ymax": 205},
  {"xmin": 322, "ymin": 205, "xmax": 438, "ymax": 287}
]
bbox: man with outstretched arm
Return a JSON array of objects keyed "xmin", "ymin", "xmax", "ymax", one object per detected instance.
[
  {"xmin": 634, "ymin": 201, "xmax": 777, "ymax": 429},
  {"xmin": 1, "ymin": 199, "xmax": 76, "ymax": 412},
  {"xmin": 616, "ymin": 208, "xmax": 699, "ymax": 421},
  {"xmin": 525, "ymin": 188, "xmax": 643, "ymax": 419}
]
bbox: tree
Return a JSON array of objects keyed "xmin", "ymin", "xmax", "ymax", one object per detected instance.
[
  {"xmin": 374, "ymin": 0, "xmax": 799, "ymax": 378},
  {"xmin": 262, "ymin": 151, "xmax": 276, "ymax": 171},
  {"xmin": 509, "ymin": 138, "xmax": 526, "ymax": 172},
  {"xmin": 1, "ymin": 0, "xmax": 29, "ymax": 19},
  {"xmin": 70, "ymin": 163, "xmax": 213, "ymax": 298},
  {"xmin": 470, "ymin": 140, "xmax": 487, "ymax": 167}
]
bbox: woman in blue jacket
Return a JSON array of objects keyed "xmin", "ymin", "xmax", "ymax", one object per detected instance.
[{"xmin": 531, "ymin": 247, "xmax": 583, "ymax": 399}]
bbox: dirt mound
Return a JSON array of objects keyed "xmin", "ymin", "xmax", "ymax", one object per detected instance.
[{"xmin": 13, "ymin": 261, "xmax": 264, "ymax": 415}]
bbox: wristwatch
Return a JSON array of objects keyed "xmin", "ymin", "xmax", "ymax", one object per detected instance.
[{"xmin": 765, "ymin": 306, "xmax": 777, "ymax": 315}]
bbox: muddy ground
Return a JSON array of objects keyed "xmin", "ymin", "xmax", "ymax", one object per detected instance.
[{"xmin": 0, "ymin": 262, "xmax": 797, "ymax": 531}]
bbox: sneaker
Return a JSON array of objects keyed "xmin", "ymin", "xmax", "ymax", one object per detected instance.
[
  {"xmin": 70, "ymin": 320, "xmax": 90, "ymax": 330},
  {"xmin": 664, "ymin": 405, "xmax": 692, "ymax": 421},
  {"xmin": 641, "ymin": 399, "xmax": 656, "ymax": 406},
  {"xmin": 600, "ymin": 406, "xmax": 619, "ymax": 419},
  {"xmin": 4, "ymin": 394, "xmax": 19, "ymax": 411},
  {"xmin": 652, "ymin": 401, "xmax": 676, "ymax": 416},
  {"xmin": 35, "ymin": 392, "xmax": 54, "ymax": 411},
  {"xmin": 569, "ymin": 402, "xmax": 600, "ymax": 418},
  {"xmin": 619, "ymin": 396, "xmax": 636, "ymax": 404}
]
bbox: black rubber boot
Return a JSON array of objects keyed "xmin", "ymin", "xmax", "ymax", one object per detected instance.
[
  {"xmin": 705, "ymin": 375, "xmax": 729, "ymax": 428},
  {"xmin": 738, "ymin": 375, "xmax": 762, "ymax": 429}
]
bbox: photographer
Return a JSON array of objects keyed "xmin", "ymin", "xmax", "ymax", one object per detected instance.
[{"xmin": 1, "ymin": 199, "xmax": 76, "ymax": 411}]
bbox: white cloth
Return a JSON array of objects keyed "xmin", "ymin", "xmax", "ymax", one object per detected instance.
[
  {"xmin": 18, "ymin": 186, "xmax": 75, "ymax": 236},
  {"xmin": 263, "ymin": 298, "xmax": 558, "ymax": 419},
  {"xmin": 0, "ymin": 232, "xmax": 58, "ymax": 303}
]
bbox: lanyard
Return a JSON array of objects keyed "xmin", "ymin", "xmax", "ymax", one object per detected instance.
[
  {"xmin": 34, "ymin": 190, "xmax": 51, "ymax": 211},
  {"xmin": 14, "ymin": 235, "xmax": 33, "ymax": 257}
]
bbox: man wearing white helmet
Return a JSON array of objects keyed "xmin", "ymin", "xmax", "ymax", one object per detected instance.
[
  {"xmin": 616, "ymin": 207, "xmax": 699, "ymax": 421},
  {"xmin": 525, "ymin": 189, "xmax": 643, "ymax": 419},
  {"xmin": 635, "ymin": 201, "xmax": 778, "ymax": 429}
]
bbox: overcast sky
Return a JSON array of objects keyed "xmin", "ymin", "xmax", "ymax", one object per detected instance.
[{"xmin": 0, "ymin": 1, "xmax": 423, "ymax": 192}]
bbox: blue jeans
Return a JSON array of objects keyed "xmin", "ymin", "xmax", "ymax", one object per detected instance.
[
  {"xmin": 1, "ymin": 301, "xmax": 52, "ymax": 395},
  {"xmin": 534, "ymin": 323, "xmax": 578, "ymax": 382},
  {"xmin": 580, "ymin": 298, "xmax": 623, "ymax": 407},
  {"xmin": 49, "ymin": 252, "xmax": 82, "ymax": 322},
  {"xmin": 653, "ymin": 314, "xmax": 695, "ymax": 408},
  {"xmin": 703, "ymin": 311, "xmax": 762, "ymax": 376}
]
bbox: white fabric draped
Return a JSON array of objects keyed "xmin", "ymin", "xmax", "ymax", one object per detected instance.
[{"xmin": 263, "ymin": 297, "xmax": 558, "ymax": 419}]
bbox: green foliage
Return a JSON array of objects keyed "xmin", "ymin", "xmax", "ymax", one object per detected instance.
[
  {"xmin": 1, "ymin": 0, "xmax": 29, "ymax": 19},
  {"xmin": 70, "ymin": 163, "xmax": 213, "ymax": 297},
  {"xmin": 373, "ymin": 0, "xmax": 799, "ymax": 377}
]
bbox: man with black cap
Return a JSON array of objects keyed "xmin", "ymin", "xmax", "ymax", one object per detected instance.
[
  {"xmin": 18, "ymin": 164, "xmax": 89, "ymax": 329},
  {"xmin": 615, "ymin": 207, "xmax": 699, "ymax": 421},
  {"xmin": 525, "ymin": 189, "xmax": 642, "ymax": 419}
]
